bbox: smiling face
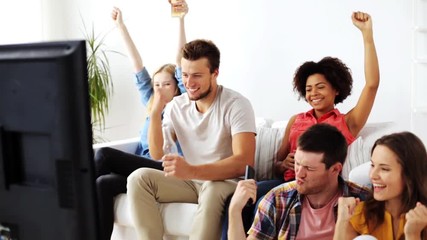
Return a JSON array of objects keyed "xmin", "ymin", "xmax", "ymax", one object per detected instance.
[
  {"xmin": 294, "ymin": 148, "xmax": 338, "ymax": 195},
  {"xmin": 305, "ymin": 73, "xmax": 338, "ymax": 114},
  {"xmin": 152, "ymin": 71, "xmax": 178, "ymax": 103},
  {"xmin": 370, "ymin": 145, "xmax": 405, "ymax": 205},
  {"xmin": 181, "ymin": 57, "xmax": 218, "ymax": 102}
]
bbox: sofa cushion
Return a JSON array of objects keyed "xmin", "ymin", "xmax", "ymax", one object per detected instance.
[
  {"xmin": 342, "ymin": 122, "xmax": 397, "ymax": 180},
  {"xmin": 256, "ymin": 117, "xmax": 273, "ymax": 128},
  {"xmin": 114, "ymin": 194, "xmax": 133, "ymax": 226},
  {"xmin": 254, "ymin": 127, "xmax": 284, "ymax": 181},
  {"xmin": 342, "ymin": 136, "xmax": 365, "ymax": 179},
  {"xmin": 349, "ymin": 161, "xmax": 372, "ymax": 188},
  {"xmin": 161, "ymin": 203, "xmax": 197, "ymax": 236},
  {"xmin": 113, "ymin": 193, "xmax": 197, "ymax": 237}
]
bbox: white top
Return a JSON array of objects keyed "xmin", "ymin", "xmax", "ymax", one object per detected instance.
[{"xmin": 162, "ymin": 85, "xmax": 256, "ymax": 167}]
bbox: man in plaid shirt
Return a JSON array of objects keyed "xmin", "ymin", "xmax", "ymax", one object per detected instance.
[{"xmin": 228, "ymin": 124, "xmax": 370, "ymax": 240}]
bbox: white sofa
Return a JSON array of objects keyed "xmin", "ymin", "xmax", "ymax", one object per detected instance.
[{"xmin": 93, "ymin": 119, "xmax": 397, "ymax": 240}]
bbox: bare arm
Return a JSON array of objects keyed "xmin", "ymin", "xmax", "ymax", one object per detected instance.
[
  {"xmin": 194, "ymin": 132, "xmax": 256, "ymax": 180},
  {"xmin": 228, "ymin": 205, "xmax": 247, "ymax": 240},
  {"xmin": 175, "ymin": 1, "xmax": 188, "ymax": 67},
  {"xmin": 163, "ymin": 132, "xmax": 256, "ymax": 180},
  {"xmin": 112, "ymin": 7, "xmax": 144, "ymax": 73},
  {"xmin": 333, "ymin": 221, "xmax": 358, "ymax": 240},
  {"xmin": 345, "ymin": 12, "xmax": 380, "ymax": 136},
  {"xmin": 274, "ymin": 115, "xmax": 296, "ymax": 177},
  {"xmin": 147, "ymin": 90, "xmax": 169, "ymax": 160},
  {"xmin": 228, "ymin": 180, "xmax": 257, "ymax": 240}
]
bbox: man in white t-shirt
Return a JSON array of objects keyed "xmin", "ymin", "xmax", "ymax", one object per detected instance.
[{"xmin": 127, "ymin": 39, "xmax": 257, "ymax": 240}]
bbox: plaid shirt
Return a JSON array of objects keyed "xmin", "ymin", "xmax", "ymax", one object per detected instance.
[{"xmin": 247, "ymin": 177, "xmax": 369, "ymax": 240}]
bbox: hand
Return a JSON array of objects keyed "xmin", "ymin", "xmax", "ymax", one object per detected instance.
[
  {"xmin": 111, "ymin": 7, "xmax": 124, "ymax": 27},
  {"xmin": 283, "ymin": 152, "xmax": 295, "ymax": 170},
  {"xmin": 352, "ymin": 11, "xmax": 372, "ymax": 33},
  {"xmin": 162, "ymin": 154, "xmax": 194, "ymax": 179},
  {"xmin": 150, "ymin": 88, "xmax": 170, "ymax": 116},
  {"xmin": 274, "ymin": 152, "xmax": 294, "ymax": 177},
  {"xmin": 405, "ymin": 202, "xmax": 427, "ymax": 238},
  {"xmin": 229, "ymin": 180, "xmax": 257, "ymax": 213},
  {"xmin": 337, "ymin": 197, "xmax": 360, "ymax": 222},
  {"xmin": 171, "ymin": 0, "xmax": 189, "ymax": 18}
]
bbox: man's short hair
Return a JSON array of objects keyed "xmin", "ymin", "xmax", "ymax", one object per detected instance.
[
  {"xmin": 182, "ymin": 39, "xmax": 220, "ymax": 73},
  {"xmin": 297, "ymin": 123, "xmax": 347, "ymax": 168}
]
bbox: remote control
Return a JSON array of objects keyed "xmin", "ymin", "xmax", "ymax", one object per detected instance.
[{"xmin": 244, "ymin": 165, "xmax": 255, "ymax": 206}]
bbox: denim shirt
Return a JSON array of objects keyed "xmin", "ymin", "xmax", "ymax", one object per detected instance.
[{"xmin": 134, "ymin": 67, "xmax": 185, "ymax": 158}]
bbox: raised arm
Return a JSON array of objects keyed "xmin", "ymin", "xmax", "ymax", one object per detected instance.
[
  {"xmin": 112, "ymin": 7, "xmax": 144, "ymax": 73},
  {"xmin": 345, "ymin": 12, "xmax": 380, "ymax": 136},
  {"xmin": 172, "ymin": 0, "xmax": 188, "ymax": 93},
  {"xmin": 149, "ymin": 1, "xmax": 189, "ymax": 159},
  {"xmin": 174, "ymin": 0, "xmax": 188, "ymax": 67}
]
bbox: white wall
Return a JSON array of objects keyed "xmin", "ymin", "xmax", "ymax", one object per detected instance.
[
  {"xmin": 103, "ymin": 0, "xmax": 416, "ymax": 142},
  {"xmin": 2, "ymin": 0, "xmax": 424, "ymax": 143},
  {"xmin": 0, "ymin": 0, "xmax": 43, "ymax": 44}
]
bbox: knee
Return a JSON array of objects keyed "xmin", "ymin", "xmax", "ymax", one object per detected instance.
[
  {"xmin": 94, "ymin": 147, "xmax": 114, "ymax": 163},
  {"xmin": 199, "ymin": 181, "xmax": 236, "ymax": 204},
  {"xmin": 96, "ymin": 174, "xmax": 116, "ymax": 193},
  {"xmin": 94, "ymin": 147, "xmax": 116, "ymax": 171},
  {"xmin": 96, "ymin": 174, "xmax": 127, "ymax": 199},
  {"xmin": 126, "ymin": 168, "xmax": 158, "ymax": 193},
  {"xmin": 94, "ymin": 147, "xmax": 116, "ymax": 176}
]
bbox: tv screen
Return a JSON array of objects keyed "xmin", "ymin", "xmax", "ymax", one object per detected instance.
[{"xmin": 0, "ymin": 40, "xmax": 99, "ymax": 240}]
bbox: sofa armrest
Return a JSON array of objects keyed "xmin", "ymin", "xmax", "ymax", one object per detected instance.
[{"xmin": 93, "ymin": 137, "xmax": 140, "ymax": 154}]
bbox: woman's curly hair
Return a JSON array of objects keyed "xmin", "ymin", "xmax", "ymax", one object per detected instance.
[{"xmin": 293, "ymin": 57, "xmax": 353, "ymax": 104}]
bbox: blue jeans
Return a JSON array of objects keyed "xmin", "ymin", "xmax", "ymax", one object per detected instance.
[{"xmin": 220, "ymin": 179, "xmax": 284, "ymax": 240}]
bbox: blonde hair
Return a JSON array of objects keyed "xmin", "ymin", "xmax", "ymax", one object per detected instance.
[{"xmin": 146, "ymin": 64, "xmax": 181, "ymax": 115}]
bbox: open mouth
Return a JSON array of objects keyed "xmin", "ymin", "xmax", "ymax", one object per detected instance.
[
  {"xmin": 187, "ymin": 87, "xmax": 199, "ymax": 94},
  {"xmin": 311, "ymin": 98, "xmax": 322, "ymax": 104},
  {"xmin": 373, "ymin": 183, "xmax": 386, "ymax": 192}
]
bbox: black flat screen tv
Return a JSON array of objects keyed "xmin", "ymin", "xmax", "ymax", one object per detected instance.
[{"xmin": 0, "ymin": 40, "xmax": 99, "ymax": 240}]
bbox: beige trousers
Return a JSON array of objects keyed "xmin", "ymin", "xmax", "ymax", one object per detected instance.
[{"xmin": 127, "ymin": 168, "xmax": 237, "ymax": 240}]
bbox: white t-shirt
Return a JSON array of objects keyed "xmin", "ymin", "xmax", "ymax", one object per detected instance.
[{"xmin": 162, "ymin": 85, "xmax": 256, "ymax": 167}]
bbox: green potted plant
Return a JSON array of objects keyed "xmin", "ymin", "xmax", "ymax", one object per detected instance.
[{"xmin": 83, "ymin": 25, "xmax": 114, "ymax": 143}]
